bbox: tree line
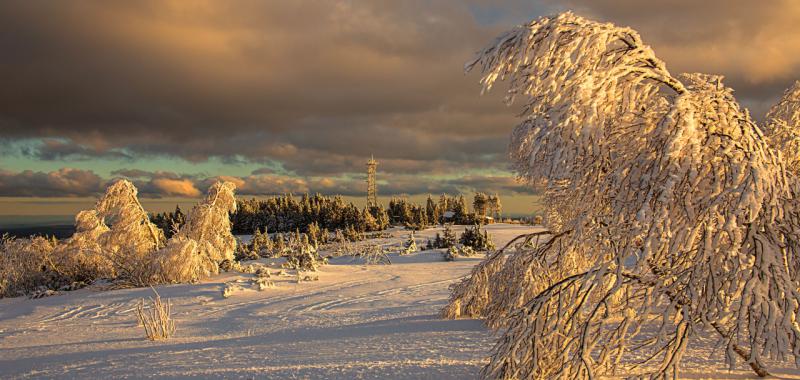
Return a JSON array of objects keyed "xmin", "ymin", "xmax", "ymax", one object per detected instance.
[{"xmin": 148, "ymin": 193, "xmax": 506, "ymax": 238}]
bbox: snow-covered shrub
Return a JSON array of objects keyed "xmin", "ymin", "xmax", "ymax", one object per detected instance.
[
  {"xmin": 360, "ymin": 243, "xmax": 391, "ymax": 265},
  {"xmin": 459, "ymin": 246, "xmax": 475, "ymax": 257},
  {"xmin": 442, "ymin": 246, "xmax": 458, "ymax": 261},
  {"xmin": 284, "ymin": 234, "xmax": 324, "ymax": 271},
  {"xmin": 296, "ymin": 271, "xmax": 319, "ymax": 283},
  {"xmin": 221, "ymin": 282, "xmax": 240, "ymax": 298},
  {"xmin": 446, "ymin": 11, "xmax": 800, "ymax": 378},
  {"xmin": 269, "ymin": 232, "xmax": 286, "ymax": 256},
  {"xmin": 342, "ymin": 225, "xmax": 364, "ymax": 242},
  {"xmin": 459, "ymin": 224, "xmax": 495, "ymax": 252},
  {"xmin": 253, "ymin": 267, "xmax": 274, "ymax": 290},
  {"xmin": 136, "ymin": 288, "xmax": 176, "ymax": 340},
  {"xmin": 233, "ymin": 237, "xmax": 254, "ymax": 261},
  {"xmin": 330, "ymin": 237, "xmax": 356, "ymax": 257},
  {"xmin": 153, "ymin": 181, "xmax": 238, "ymax": 283},
  {"xmin": 402, "ymin": 231, "xmax": 418, "ymax": 255},
  {"xmin": 52, "ymin": 210, "xmax": 113, "ymax": 282},
  {"xmin": 0, "ymin": 235, "xmax": 61, "ymax": 298},
  {"xmin": 307, "ymin": 222, "xmax": 322, "ymax": 249}
]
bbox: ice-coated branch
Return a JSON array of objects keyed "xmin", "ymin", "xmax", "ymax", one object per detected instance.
[{"xmin": 447, "ymin": 11, "xmax": 800, "ymax": 379}]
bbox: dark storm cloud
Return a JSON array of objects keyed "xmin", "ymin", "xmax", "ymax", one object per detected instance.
[
  {"xmin": 0, "ymin": 1, "xmax": 521, "ymax": 167},
  {"xmin": 1, "ymin": 0, "xmax": 799, "ymax": 198}
]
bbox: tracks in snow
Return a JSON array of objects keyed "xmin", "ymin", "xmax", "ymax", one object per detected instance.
[{"xmin": 290, "ymin": 277, "xmax": 461, "ymax": 313}]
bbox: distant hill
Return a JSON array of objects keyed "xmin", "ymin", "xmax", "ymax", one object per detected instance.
[{"xmin": 0, "ymin": 215, "xmax": 75, "ymax": 239}]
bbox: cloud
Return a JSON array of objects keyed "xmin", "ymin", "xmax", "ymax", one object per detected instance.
[
  {"xmin": 1, "ymin": 0, "xmax": 798, "ymax": 198},
  {"xmin": 149, "ymin": 178, "xmax": 201, "ymax": 197},
  {"xmin": 0, "ymin": 1, "xmax": 529, "ymax": 177},
  {"xmin": 0, "ymin": 168, "xmax": 106, "ymax": 197},
  {"xmin": 28, "ymin": 138, "xmax": 132, "ymax": 161},
  {"xmin": 0, "ymin": 165, "xmax": 534, "ymax": 199},
  {"xmin": 110, "ymin": 168, "xmax": 154, "ymax": 178}
]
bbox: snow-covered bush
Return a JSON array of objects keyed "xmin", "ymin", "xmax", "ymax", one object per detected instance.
[
  {"xmin": 0, "ymin": 235, "xmax": 61, "ymax": 298},
  {"xmin": 284, "ymin": 234, "xmax": 324, "ymax": 271},
  {"xmin": 442, "ymin": 246, "xmax": 458, "ymax": 261},
  {"xmin": 402, "ymin": 231, "xmax": 418, "ymax": 255},
  {"xmin": 1, "ymin": 180, "xmax": 162, "ymax": 295},
  {"xmin": 234, "ymin": 236, "xmax": 259, "ymax": 261},
  {"xmin": 272, "ymin": 232, "xmax": 287, "ymax": 256},
  {"xmin": 2, "ymin": 180, "xmax": 247, "ymax": 295},
  {"xmin": 153, "ymin": 181, "xmax": 238, "ymax": 283},
  {"xmin": 253, "ymin": 267, "xmax": 274, "ymax": 290},
  {"xmin": 444, "ymin": 11, "xmax": 800, "ymax": 378},
  {"xmin": 342, "ymin": 225, "xmax": 364, "ymax": 242},
  {"xmin": 459, "ymin": 246, "xmax": 475, "ymax": 257},
  {"xmin": 53, "ymin": 210, "xmax": 114, "ymax": 282},
  {"xmin": 360, "ymin": 243, "xmax": 391, "ymax": 265}
]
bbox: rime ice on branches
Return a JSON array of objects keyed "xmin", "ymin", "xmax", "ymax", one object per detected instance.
[{"xmin": 444, "ymin": 11, "xmax": 800, "ymax": 379}]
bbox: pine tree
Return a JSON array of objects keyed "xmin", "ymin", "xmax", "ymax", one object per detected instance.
[
  {"xmin": 250, "ymin": 227, "xmax": 273, "ymax": 257},
  {"xmin": 425, "ymin": 195, "xmax": 439, "ymax": 225},
  {"xmin": 473, "ymin": 192, "xmax": 488, "ymax": 219},
  {"xmin": 361, "ymin": 208, "xmax": 379, "ymax": 232},
  {"xmin": 307, "ymin": 221, "xmax": 321, "ymax": 249},
  {"xmin": 459, "ymin": 224, "xmax": 495, "ymax": 251},
  {"xmin": 272, "ymin": 233, "xmax": 286, "ymax": 256},
  {"xmin": 453, "ymin": 195, "xmax": 468, "ymax": 224}
]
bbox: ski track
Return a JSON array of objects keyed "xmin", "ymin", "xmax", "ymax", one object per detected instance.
[
  {"xmin": 35, "ymin": 301, "xmax": 137, "ymax": 324},
  {"xmin": 293, "ymin": 277, "xmax": 459, "ymax": 313},
  {"xmin": 195, "ymin": 276, "xmax": 384, "ymax": 318}
]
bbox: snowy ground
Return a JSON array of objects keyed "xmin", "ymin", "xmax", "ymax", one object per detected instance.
[{"xmin": 1, "ymin": 224, "xmax": 798, "ymax": 379}]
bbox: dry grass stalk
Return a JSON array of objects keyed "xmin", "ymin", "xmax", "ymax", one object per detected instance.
[{"xmin": 136, "ymin": 287, "xmax": 176, "ymax": 340}]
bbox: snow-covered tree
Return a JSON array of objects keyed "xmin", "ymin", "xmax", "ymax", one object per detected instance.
[
  {"xmin": 284, "ymin": 234, "xmax": 323, "ymax": 271},
  {"xmin": 444, "ymin": 11, "xmax": 800, "ymax": 378},
  {"xmin": 250, "ymin": 227, "xmax": 273, "ymax": 257},
  {"xmin": 92, "ymin": 180, "xmax": 165, "ymax": 285},
  {"xmin": 154, "ymin": 181, "xmax": 238, "ymax": 283}
]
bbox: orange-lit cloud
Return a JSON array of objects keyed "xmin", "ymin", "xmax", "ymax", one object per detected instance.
[{"xmin": 150, "ymin": 178, "xmax": 202, "ymax": 197}]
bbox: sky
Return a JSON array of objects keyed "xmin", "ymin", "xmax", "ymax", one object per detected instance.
[{"xmin": 1, "ymin": 0, "xmax": 799, "ymax": 216}]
